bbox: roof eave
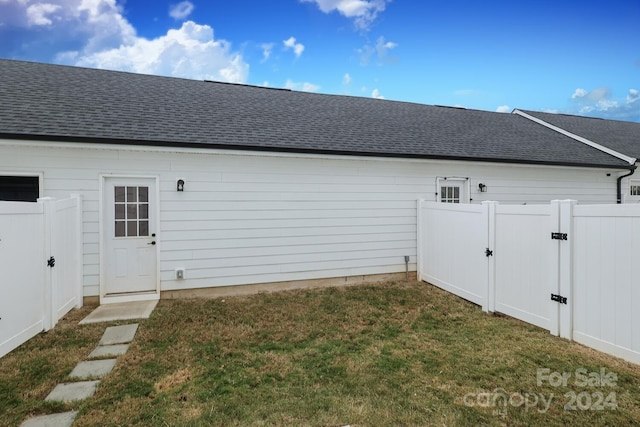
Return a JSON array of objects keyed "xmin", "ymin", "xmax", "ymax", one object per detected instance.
[{"xmin": 0, "ymin": 132, "xmax": 631, "ymax": 170}]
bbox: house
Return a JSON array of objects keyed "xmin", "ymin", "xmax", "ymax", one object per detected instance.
[{"xmin": 0, "ymin": 59, "xmax": 636, "ymax": 304}]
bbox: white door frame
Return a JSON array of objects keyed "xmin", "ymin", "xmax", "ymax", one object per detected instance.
[{"xmin": 99, "ymin": 174, "xmax": 160, "ymax": 304}]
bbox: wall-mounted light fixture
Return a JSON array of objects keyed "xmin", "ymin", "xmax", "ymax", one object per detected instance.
[
  {"xmin": 177, "ymin": 179, "xmax": 185, "ymax": 192},
  {"xmin": 478, "ymin": 183, "xmax": 487, "ymax": 193}
]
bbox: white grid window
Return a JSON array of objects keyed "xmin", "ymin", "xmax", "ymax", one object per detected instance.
[
  {"xmin": 441, "ymin": 186, "xmax": 461, "ymax": 203},
  {"xmin": 114, "ymin": 186, "xmax": 149, "ymax": 237}
]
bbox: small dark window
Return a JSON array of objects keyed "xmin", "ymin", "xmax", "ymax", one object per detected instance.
[{"xmin": 0, "ymin": 176, "xmax": 39, "ymax": 202}]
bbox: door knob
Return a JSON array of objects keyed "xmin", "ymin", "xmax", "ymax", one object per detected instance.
[{"xmin": 148, "ymin": 241, "xmax": 156, "ymax": 245}]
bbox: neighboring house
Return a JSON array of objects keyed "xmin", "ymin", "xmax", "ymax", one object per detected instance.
[{"xmin": 0, "ymin": 59, "xmax": 636, "ymax": 304}]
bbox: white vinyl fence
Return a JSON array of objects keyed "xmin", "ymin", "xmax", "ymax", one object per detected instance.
[
  {"xmin": 418, "ymin": 199, "xmax": 640, "ymax": 364},
  {"xmin": 0, "ymin": 195, "xmax": 83, "ymax": 358}
]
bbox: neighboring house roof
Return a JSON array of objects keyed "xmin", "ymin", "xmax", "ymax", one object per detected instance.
[
  {"xmin": 519, "ymin": 109, "xmax": 640, "ymax": 161},
  {"xmin": 0, "ymin": 59, "xmax": 631, "ymax": 169}
]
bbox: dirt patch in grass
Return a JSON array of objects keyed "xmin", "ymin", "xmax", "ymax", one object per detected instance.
[
  {"xmin": 154, "ymin": 368, "xmax": 193, "ymax": 394},
  {"xmin": 3, "ymin": 281, "xmax": 640, "ymax": 426}
]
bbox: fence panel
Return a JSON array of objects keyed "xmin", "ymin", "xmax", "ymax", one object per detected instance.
[
  {"xmin": 494, "ymin": 205, "xmax": 554, "ymax": 329},
  {"xmin": 52, "ymin": 196, "xmax": 83, "ymax": 321},
  {"xmin": 572, "ymin": 204, "xmax": 640, "ymax": 364},
  {"xmin": 0, "ymin": 202, "xmax": 46, "ymax": 358},
  {"xmin": 419, "ymin": 201, "xmax": 487, "ymax": 307}
]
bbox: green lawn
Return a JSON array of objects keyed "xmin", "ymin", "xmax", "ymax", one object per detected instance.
[{"xmin": 2, "ymin": 280, "xmax": 639, "ymax": 426}]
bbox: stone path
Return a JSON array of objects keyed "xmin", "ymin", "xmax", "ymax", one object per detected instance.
[{"xmin": 20, "ymin": 324, "xmax": 139, "ymax": 427}]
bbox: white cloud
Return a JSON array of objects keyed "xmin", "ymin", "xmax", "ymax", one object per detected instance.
[
  {"xmin": 169, "ymin": 1, "xmax": 194, "ymax": 20},
  {"xmin": 301, "ymin": 0, "xmax": 391, "ymax": 30},
  {"xmin": 371, "ymin": 88, "xmax": 384, "ymax": 99},
  {"xmin": 26, "ymin": 3, "xmax": 61, "ymax": 26},
  {"xmin": 283, "ymin": 36, "xmax": 304, "ymax": 58},
  {"xmin": 572, "ymin": 88, "xmax": 588, "ymax": 99},
  {"xmin": 261, "ymin": 43, "xmax": 274, "ymax": 62},
  {"xmin": 495, "ymin": 105, "xmax": 510, "ymax": 113},
  {"xmin": 285, "ymin": 79, "xmax": 320, "ymax": 92},
  {"xmin": 343, "ymin": 72, "xmax": 352, "ymax": 85},
  {"xmin": 66, "ymin": 21, "xmax": 248, "ymax": 83},
  {"xmin": 359, "ymin": 36, "xmax": 397, "ymax": 65},
  {"xmin": 376, "ymin": 36, "xmax": 397, "ymax": 54},
  {"xmin": 2, "ymin": 0, "xmax": 137, "ymax": 53},
  {"xmin": 1, "ymin": 1, "xmax": 248, "ymax": 84},
  {"xmin": 0, "ymin": 0, "xmax": 137, "ymax": 52},
  {"xmin": 568, "ymin": 87, "xmax": 640, "ymax": 121}
]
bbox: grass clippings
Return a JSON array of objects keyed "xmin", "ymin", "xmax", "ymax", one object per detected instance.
[{"xmin": 2, "ymin": 280, "xmax": 640, "ymax": 426}]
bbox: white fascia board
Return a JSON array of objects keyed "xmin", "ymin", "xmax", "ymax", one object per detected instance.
[
  {"xmin": 0, "ymin": 136, "xmax": 632, "ymax": 171},
  {"xmin": 0, "ymin": 138, "xmax": 434, "ymax": 165},
  {"xmin": 513, "ymin": 109, "xmax": 637, "ymax": 166}
]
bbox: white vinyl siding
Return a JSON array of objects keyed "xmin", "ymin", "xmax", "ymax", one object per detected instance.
[{"xmin": 0, "ymin": 140, "xmax": 623, "ymax": 296}]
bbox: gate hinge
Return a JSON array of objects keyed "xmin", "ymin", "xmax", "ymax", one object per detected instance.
[
  {"xmin": 485, "ymin": 248, "xmax": 493, "ymax": 257},
  {"xmin": 47, "ymin": 256, "xmax": 55, "ymax": 268},
  {"xmin": 551, "ymin": 293, "xmax": 567, "ymax": 304},
  {"xmin": 551, "ymin": 232, "xmax": 568, "ymax": 240}
]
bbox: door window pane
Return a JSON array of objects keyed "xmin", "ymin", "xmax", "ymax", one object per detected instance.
[
  {"xmin": 115, "ymin": 204, "xmax": 125, "ymax": 219},
  {"xmin": 139, "ymin": 187, "xmax": 148, "ymax": 202},
  {"xmin": 115, "ymin": 221, "xmax": 125, "ymax": 237},
  {"xmin": 126, "ymin": 186, "xmax": 137, "ymax": 203},
  {"xmin": 139, "ymin": 204, "xmax": 148, "ymax": 219},
  {"xmin": 127, "ymin": 204, "xmax": 137, "ymax": 220},
  {"xmin": 115, "ymin": 186, "xmax": 125, "ymax": 203},
  {"xmin": 127, "ymin": 221, "xmax": 138, "ymax": 237},
  {"xmin": 139, "ymin": 221, "xmax": 149, "ymax": 236}
]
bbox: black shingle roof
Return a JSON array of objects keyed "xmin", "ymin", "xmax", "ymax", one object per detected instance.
[
  {"xmin": 0, "ymin": 59, "xmax": 631, "ymax": 169},
  {"xmin": 521, "ymin": 110, "xmax": 640, "ymax": 160}
]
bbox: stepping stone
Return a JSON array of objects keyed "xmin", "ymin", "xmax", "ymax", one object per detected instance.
[
  {"xmin": 69, "ymin": 359, "xmax": 117, "ymax": 379},
  {"xmin": 99, "ymin": 324, "xmax": 138, "ymax": 345},
  {"xmin": 89, "ymin": 343, "xmax": 129, "ymax": 358},
  {"xmin": 20, "ymin": 411, "xmax": 78, "ymax": 427},
  {"xmin": 45, "ymin": 381, "xmax": 100, "ymax": 402}
]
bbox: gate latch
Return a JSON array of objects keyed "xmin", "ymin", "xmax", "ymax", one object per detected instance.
[
  {"xmin": 551, "ymin": 293, "xmax": 567, "ymax": 304},
  {"xmin": 485, "ymin": 248, "xmax": 493, "ymax": 257},
  {"xmin": 551, "ymin": 232, "xmax": 568, "ymax": 240},
  {"xmin": 47, "ymin": 256, "xmax": 55, "ymax": 268}
]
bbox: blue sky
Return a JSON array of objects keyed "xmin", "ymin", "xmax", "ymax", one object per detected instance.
[{"xmin": 1, "ymin": 0, "xmax": 638, "ymax": 122}]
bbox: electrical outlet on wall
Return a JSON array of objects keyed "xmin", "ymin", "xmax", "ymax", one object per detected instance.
[{"xmin": 176, "ymin": 268, "xmax": 185, "ymax": 279}]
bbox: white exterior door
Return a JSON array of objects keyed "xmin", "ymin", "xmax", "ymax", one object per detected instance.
[{"xmin": 102, "ymin": 177, "xmax": 158, "ymax": 300}]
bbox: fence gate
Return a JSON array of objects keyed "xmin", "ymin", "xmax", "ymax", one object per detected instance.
[
  {"xmin": 0, "ymin": 202, "xmax": 46, "ymax": 358},
  {"xmin": 493, "ymin": 204, "xmax": 554, "ymax": 330},
  {"xmin": 0, "ymin": 196, "xmax": 83, "ymax": 358}
]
